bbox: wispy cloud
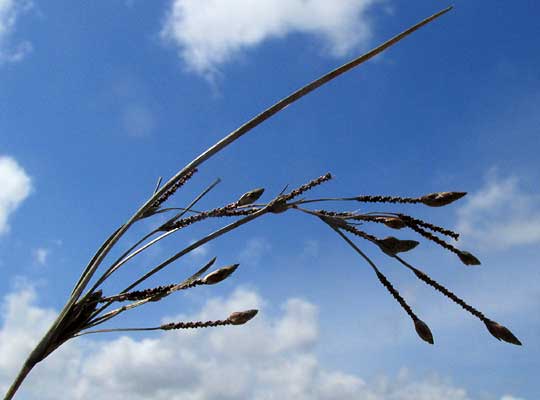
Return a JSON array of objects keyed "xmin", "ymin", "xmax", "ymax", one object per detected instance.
[
  {"xmin": 33, "ymin": 247, "xmax": 49, "ymax": 266},
  {"xmin": 161, "ymin": 0, "xmax": 382, "ymax": 79},
  {"xmin": 0, "ymin": 0, "xmax": 32, "ymax": 64},
  {"xmin": 2, "ymin": 285, "xmax": 523, "ymax": 400},
  {"xmin": 455, "ymin": 171, "xmax": 540, "ymax": 251},
  {"xmin": 0, "ymin": 156, "xmax": 31, "ymax": 235}
]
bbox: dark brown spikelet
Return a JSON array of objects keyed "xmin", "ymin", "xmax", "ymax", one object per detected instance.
[
  {"xmin": 221, "ymin": 208, "xmax": 258, "ymax": 217},
  {"xmin": 166, "ymin": 202, "xmax": 243, "ymax": 231},
  {"xmin": 484, "ymin": 320, "xmax": 522, "ymax": 346},
  {"xmin": 457, "ymin": 251, "xmax": 481, "ymax": 266},
  {"xmin": 400, "ymin": 259, "xmax": 486, "ymax": 321},
  {"xmin": 377, "ymin": 236, "xmax": 420, "ymax": 256},
  {"xmin": 373, "ymin": 270, "xmax": 417, "ymax": 321},
  {"xmin": 161, "ymin": 319, "xmax": 230, "ymax": 330},
  {"xmin": 405, "ymin": 223, "xmax": 480, "ymax": 266},
  {"xmin": 332, "ymin": 221, "xmax": 378, "ymax": 242},
  {"xmin": 414, "ymin": 319, "xmax": 434, "ymax": 344},
  {"xmin": 152, "ymin": 168, "xmax": 198, "ymax": 209},
  {"xmin": 160, "ymin": 309, "xmax": 259, "ymax": 330},
  {"xmin": 397, "ymin": 214, "xmax": 460, "ymax": 240},
  {"xmin": 354, "ymin": 194, "xmax": 421, "ymax": 205},
  {"xmin": 227, "ymin": 309, "xmax": 259, "ymax": 325},
  {"xmin": 283, "ymin": 173, "xmax": 333, "ymax": 201},
  {"xmin": 236, "ymin": 188, "xmax": 265, "ymax": 206},
  {"xmin": 419, "ymin": 191, "xmax": 466, "ymax": 207},
  {"xmin": 373, "ymin": 269, "xmax": 432, "ymax": 345},
  {"xmin": 201, "ymin": 264, "xmax": 239, "ymax": 285},
  {"xmin": 394, "ymin": 256, "xmax": 522, "ymax": 345},
  {"xmin": 102, "ymin": 285, "xmax": 175, "ymax": 303}
]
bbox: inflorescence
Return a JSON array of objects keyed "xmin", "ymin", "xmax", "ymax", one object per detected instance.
[
  {"xmin": 5, "ymin": 8, "xmax": 520, "ymax": 400},
  {"xmin": 75, "ymin": 171, "xmax": 519, "ymax": 347}
]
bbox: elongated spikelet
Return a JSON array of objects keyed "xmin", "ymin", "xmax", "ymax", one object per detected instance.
[
  {"xmin": 237, "ymin": 188, "xmax": 265, "ymax": 206},
  {"xmin": 377, "ymin": 236, "xmax": 420, "ymax": 256},
  {"xmin": 484, "ymin": 320, "xmax": 522, "ymax": 346},
  {"xmin": 419, "ymin": 191, "xmax": 466, "ymax": 207},
  {"xmin": 414, "ymin": 319, "xmax": 434, "ymax": 344},
  {"xmin": 201, "ymin": 264, "xmax": 239, "ymax": 285},
  {"xmin": 228, "ymin": 309, "xmax": 259, "ymax": 325}
]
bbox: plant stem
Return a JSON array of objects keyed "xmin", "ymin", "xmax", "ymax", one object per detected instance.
[
  {"xmin": 3, "ymin": 362, "xmax": 33, "ymax": 400},
  {"xmin": 4, "ymin": 363, "xmax": 35, "ymax": 400}
]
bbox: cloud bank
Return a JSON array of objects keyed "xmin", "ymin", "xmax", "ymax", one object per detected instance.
[
  {"xmin": 0, "ymin": 285, "xmax": 525, "ymax": 399},
  {"xmin": 161, "ymin": 0, "xmax": 381, "ymax": 78},
  {"xmin": 456, "ymin": 172, "xmax": 540, "ymax": 250}
]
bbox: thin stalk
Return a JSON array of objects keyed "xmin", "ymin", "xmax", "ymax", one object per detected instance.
[
  {"xmin": 86, "ymin": 297, "xmax": 156, "ymax": 328},
  {"xmin": 75, "ymin": 326, "xmax": 162, "ymax": 336},
  {"xmin": 293, "ymin": 197, "xmax": 359, "ymax": 205},
  {"xmin": 324, "ymin": 222, "xmax": 380, "ymax": 273},
  {"xmin": 147, "ymin": 207, "xmax": 203, "ymax": 215}
]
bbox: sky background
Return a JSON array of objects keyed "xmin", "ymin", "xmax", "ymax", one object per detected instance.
[{"xmin": 0, "ymin": 1, "xmax": 539, "ymax": 399}]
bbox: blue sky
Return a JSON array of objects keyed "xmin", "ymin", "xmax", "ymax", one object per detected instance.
[{"xmin": 0, "ymin": 1, "xmax": 539, "ymax": 399}]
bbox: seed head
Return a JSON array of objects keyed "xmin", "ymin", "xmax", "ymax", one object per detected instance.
[
  {"xmin": 377, "ymin": 236, "xmax": 420, "ymax": 256},
  {"xmin": 237, "ymin": 188, "xmax": 265, "ymax": 206},
  {"xmin": 420, "ymin": 192, "xmax": 467, "ymax": 207},
  {"xmin": 228, "ymin": 309, "xmax": 259, "ymax": 325},
  {"xmin": 484, "ymin": 320, "xmax": 522, "ymax": 346},
  {"xmin": 202, "ymin": 264, "xmax": 239, "ymax": 285},
  {"xmin": 414, "ymin": 319, "xmax": 434, "ymax": 344},
  {"xmin": 457, "ymin": 250, "xmax": 481, "ymax": 266}
]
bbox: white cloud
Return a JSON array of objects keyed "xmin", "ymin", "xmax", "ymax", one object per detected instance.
[
  {"xmin": 33, "ymin": 247, "xmax": 49, "ymax": 265},
  {"xmin": 161, "ymin": 0, "xmax": 382, "ymax": 78},
  {"xmin": 455, "ymin": 172, "xmax": 540, "ymax": 250},
  {"xmin": 1, "ymin": 285, "xmax": 520, "ymax": 400},
  {"xmin": 0, "ymin": 156, "xmax": 32, "ymax": 234},
  {"xmin": 0, "ymin": 0, "xmax": 32, "ymax": 64}
]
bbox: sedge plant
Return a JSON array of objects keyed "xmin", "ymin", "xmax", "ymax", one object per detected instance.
[{"xmin": 3, "ymin": 7, "xmax": 521, "ymax": 400}]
